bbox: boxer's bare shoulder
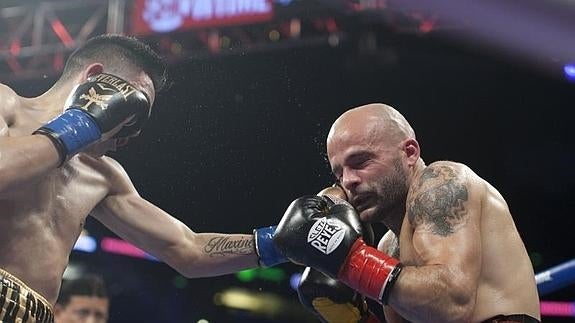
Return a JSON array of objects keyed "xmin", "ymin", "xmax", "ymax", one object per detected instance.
[{"xmin": 0, "ymin": 84, "xmax": 20, "ymax": 134}]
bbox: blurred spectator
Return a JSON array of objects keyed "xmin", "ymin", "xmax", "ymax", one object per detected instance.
[{"xmin": 54, "ymin": 274, "xmax": 109, "ymax": 323}]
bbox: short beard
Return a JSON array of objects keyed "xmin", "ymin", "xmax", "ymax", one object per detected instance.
[{"xmin": 372, "ymin": 158, "xmax": 409, "ymax": 222}]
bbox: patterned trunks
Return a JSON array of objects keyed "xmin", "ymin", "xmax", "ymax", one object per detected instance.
[{"xmin": 0, "ymin": 268, "xmax": 53, "ymax": 323}]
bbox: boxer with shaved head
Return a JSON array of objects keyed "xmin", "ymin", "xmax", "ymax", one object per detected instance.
[{"xmin": 276, "ymin": 103, "xmax": 540, "ymax": 323}]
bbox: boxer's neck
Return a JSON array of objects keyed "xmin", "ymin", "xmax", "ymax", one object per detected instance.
[
  {"xmin": 33, "ymin": 78, "xmax": 79, "ymax": 116},
  {"xmin": 382, "ymin": 158, "xmax": 426, "ymax": 236}
]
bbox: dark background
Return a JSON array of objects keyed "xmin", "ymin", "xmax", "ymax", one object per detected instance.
[{"xmin": 8, "ymin": 19, "xmax": 575, "ymax": 323}]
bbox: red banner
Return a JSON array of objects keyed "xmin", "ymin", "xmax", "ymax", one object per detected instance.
[{"xmin": 131, "ymin": 0, "xmax": 274, "ymax": 35}]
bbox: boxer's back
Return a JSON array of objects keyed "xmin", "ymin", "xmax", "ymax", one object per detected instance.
[
  {"xmin": 0, "ymin": 85, "xmax": 112, "ymax": 304},
  {"xmin": 395, "ymin": 162, "xmax": 540, "ymax": 322},
  {"xmin": 472, "ymin": 180, "xmax": 540, "ymax": 320}
]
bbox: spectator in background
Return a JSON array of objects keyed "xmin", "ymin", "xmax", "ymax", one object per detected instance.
[{"xmin": 54, "ymin": 275, "xmax": 109, "ymax": 323}]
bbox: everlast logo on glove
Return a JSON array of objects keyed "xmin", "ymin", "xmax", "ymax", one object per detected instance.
[
  {"xmin": 307, "ymin": 217, "xmax": 345, "ymax": 255},
  {"xmin": 65, "ymin": 73, "xmax": 152, "ymax": 139},
  {"xmin": 92, "ymin": 73, "xmax": 140, "ymax": 99},
  {"xmin": 78, "ymin": 87, "xmax": 114, "ymax": 110}
]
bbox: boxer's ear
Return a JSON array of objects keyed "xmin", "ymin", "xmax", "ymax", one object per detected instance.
[
  {"xmin": 402, "ymin": 138, "xmax": 420, "ymax": 166},
  {"xmin": 82, "ymin": 63, "xmax": 104, "ymax": 80}
]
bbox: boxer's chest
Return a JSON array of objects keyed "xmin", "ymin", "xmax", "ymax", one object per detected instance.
[
  {"xmin": 6, "ymin": 110, "xmax": 110, "ymax": 217},
  {"xmin": 3, "ymin": 154, "xmax": 110, "ymax": 227},
  {"xmin": 1, "ymin": 106, "xmax": 110, "ymax": 244}
]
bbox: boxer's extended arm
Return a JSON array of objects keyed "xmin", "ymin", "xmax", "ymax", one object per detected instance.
[
  {"xmin": 388, "ymin": 163, "xmax": 481, "ymax": 323},
  {"xmin": 92, "ymin": 158, "xmax": 281, "ymax": 277},
  {"xmin": 0, "ymin": 86, "xmax": 61, "ymax": 195},
  {"xmin": 95, "ymin": 193, "xmax": 259, "ymax": 277}
]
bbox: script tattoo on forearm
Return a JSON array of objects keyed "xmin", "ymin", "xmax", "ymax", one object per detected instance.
[
  {"xmin": 408, "ymin": 165, "xmax": 469, "ymax": 236},
  {"xmin": 203, "ymin": 236, "xmax": 255, "ymax": 256}
]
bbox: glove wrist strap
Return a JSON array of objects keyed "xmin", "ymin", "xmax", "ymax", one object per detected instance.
[
  {"xmin": 253, "ymin": 226, "xmax": 287, "ymax": 267},
  {"xmin": 34, "ymin": 109, "xmax": 102, "ymax": 164},
  {"xmin": 338, "ymin": 238, "xmax": 402, "ymax": 304}
]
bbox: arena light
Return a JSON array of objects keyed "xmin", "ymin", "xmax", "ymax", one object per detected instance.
[
  {"xmin": 9, "ymin": 40, "xmax": 20, "ymax": 56},
  {"xmin": 540, "ymin": 301, "xmax": 575, "ymax": 317},
  {"xmin": 214, "ymin": 289, "xmax": 262, "ymax": 311},
  {"xmin": 235, "ymin": 268, "xmax": 286, "ymax": 283},
  {"xmin": 100, "ymin": 237, "xmax": 159, "ymax": 261},
  {"xmin": 50, "ymin": 18, "xmax": 74, "ymax": 48},
  {"xmin": 236, "ymin": 269, "xmax": 257, "ymax": 282},
  {"xmin": 383, "ymin": 0, "xmax": 575, "ymax": 77},
  {"xmin": 213, "ymin": 288, "xmax": 284, "ymax": 314},
  {"xmin": 258, "ymin": 267, "xmax": 285, "ymax": 282},
  {"xmin": 563, "ymin": 64, "xmax": 575, "ymax": 82},
  {"xmin": 289, "ymin": 18, "xmax": 301, "ymax": 38},
  {"xmin": 72, "ymin": 235, "xmax": 97, "ymax": 253}
]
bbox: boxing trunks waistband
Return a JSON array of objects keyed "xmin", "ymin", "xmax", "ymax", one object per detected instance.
[
  {"xmin": 482, "ymin": 314, "xmax": 540, "ymax": 323},
  {"xmin": 0, "ymin": 268, "xmax": 53, "ymax": 323}
]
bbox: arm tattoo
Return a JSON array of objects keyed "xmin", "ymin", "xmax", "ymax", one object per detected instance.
[
  {"xmin": 408, "ymin": 165, "xmax": 469, "ymax": 236},
  {"xmin": 203, "ymin": 236, "xmax": 255, "ymax": 256}
]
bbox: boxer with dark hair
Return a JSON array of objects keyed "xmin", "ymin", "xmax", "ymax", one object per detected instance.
[
  {"xmin": 275, "ymin": 103, "xmax": 540, "ymax": 323},
  {"xmin": 0, "ymin": 34, "xmax": 284, "ymax": 322}
]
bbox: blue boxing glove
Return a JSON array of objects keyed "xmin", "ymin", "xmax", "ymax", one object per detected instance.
[
  {"xmin": 253, "ymin": 226, "xmax": 288, "ymax": 267},
  {"xmin": 34, "ymin": 73, "xmax": 150, "ymax": 166}
]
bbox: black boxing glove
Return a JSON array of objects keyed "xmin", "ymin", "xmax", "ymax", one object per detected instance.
[
  {"xmin": 297, "ymin": 215, "xmax": 380, "ymax": 323},
  {"xmin": 273, "ymin": 196, "xmax": 402, "ymax": 304},
  {"xmin": 34, "ymin": 73, "xmax": 150, "ymax": 165},
  {"xmin": 297, "ymin": 267, "xmax": 381, "ymax": 323}
]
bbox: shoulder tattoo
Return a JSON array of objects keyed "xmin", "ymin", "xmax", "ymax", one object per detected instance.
[{"xmin": 407, "ymin": 165, "xmax": 469, "ymax": 236}]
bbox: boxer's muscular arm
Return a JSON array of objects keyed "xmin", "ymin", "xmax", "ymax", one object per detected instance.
[
  {"xmin": 388, "ymin": 163, "xmax": 482, "ymax": 323},
  {"xmin": 0, "ymin": 86, "xmax": 60, "ymax": 195},
  {"xmin": 92, "ymin": 158, "xmax": 258, "ymax": 278}
]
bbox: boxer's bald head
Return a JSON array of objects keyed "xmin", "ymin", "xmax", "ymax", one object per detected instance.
[
  {"xmin": 326, "ymin": 103, "xmax": 420, "ymax": 224},
  {"xmin": 327, "ymin": 103, "xmax": 415, "ymax": 150}
]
